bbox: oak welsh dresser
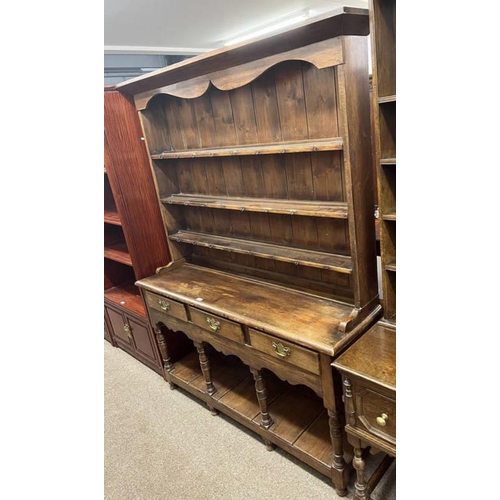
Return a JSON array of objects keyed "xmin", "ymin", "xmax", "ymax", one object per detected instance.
[{"xmin": 117, "ymin": 7, "xmax": 380, "ymax": 496}]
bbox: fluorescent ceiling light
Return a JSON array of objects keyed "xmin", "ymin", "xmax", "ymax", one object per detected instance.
[{"xmin": 223, "ymin": 10, "xmax": 310, "ymax": 46}]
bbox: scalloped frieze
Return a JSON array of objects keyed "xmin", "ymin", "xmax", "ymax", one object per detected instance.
[{"xmin": 136, "ymin": 37, "xmax": 343, "ymax": 110}]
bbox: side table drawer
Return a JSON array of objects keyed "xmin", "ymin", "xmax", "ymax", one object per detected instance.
[
  {"xmin": 248, "ymin": 329, "xmax": 320, "ymax": 375},
  {"xmin": 188, "ymin": 307, "xmax": 245, "ymax": 345},
  {"xmin": 144, "ymin": 291, "xmax": 188, "ymax": 321},
  {"xmin": 355, "ymin": 386, "xmax": 396, "ymax": 443}
]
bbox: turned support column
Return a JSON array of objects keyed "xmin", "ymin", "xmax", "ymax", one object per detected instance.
[
  {"xmin": 352, "ymin": 446, "xmax": 369, "ymax": 500},
  {"xmin": 322, "ymin": 356, "xmax": 349, "ymax": 496},
  {"xmin": 250, "ymin": 368, "xmax": 273, "ymax": 429},
  {"xmin": 194, "ymin": 341, "xmax": 217, "ymax": 396},
  {"xmin": 328, "ymin": 409, "xmax": 349, "ymax": 497},
  {"xmin": 154, "ymin": 323, "xmax": 176, "ymax": 389}
]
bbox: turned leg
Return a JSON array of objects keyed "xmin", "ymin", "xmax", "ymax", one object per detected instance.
[
  {"xmin": 353, "ymin": 446, "xmax": 369, "ymax": 500},
  {"xmin": 207, "ymin": 405, "xmax": 219, "ymax": 416},
  {"xmin": 154, "ymin": 324, "xmax": 176, "ymax": 388},
  {"xmin": 194, "ymin": 341, "xmax": 217, "ymax": 396},
  {"xmin": 262, "ymin": 438, "xmax": 275, "ymax": 451},
  {"xmin": 250, "ymin": 368, "xmax": 273, "ymax": 429},
  {"xmin": 328, "ymin": 409, "xmax": 349, "ymax": 497}
]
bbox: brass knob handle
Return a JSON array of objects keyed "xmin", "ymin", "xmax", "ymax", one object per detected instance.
[
  {"xmin": 158, "ymin": 299, "xmax": 170, "ymax": 311},
  {"xmin": 272, "ymin": 341, "xmax": 291, "ymax": 358},
  {"xmin": 376, "ymin": 413, "xmax": 389, "ymax": 426},
  {"xmin": 206, "ymin": 317, "xmax": 220, "ymax": 332}
]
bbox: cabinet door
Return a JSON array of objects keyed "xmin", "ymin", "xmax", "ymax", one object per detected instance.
[
  {"xmin": 105, "ymin": 306, "xmax": 133, "ymax": 347},
  {"xmin": 126, "ymin": 314, "xmax": 159, "ymax": 366}
]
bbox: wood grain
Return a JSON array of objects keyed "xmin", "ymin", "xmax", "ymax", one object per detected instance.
[
  {"xmin": 162, "ymin": 193, "xmax": 348, "ymax": 218},
  {"xmin": 137, "ymin": 263, "xmax": 355, "ymax": 355},
  {"xmin": 332, "ymin": 321, "xmax": 395, "ymax": 390},
  {"xmin": 150, "ymin": 137, "xmax": 343, "ymax": 158},
  {"xmin": 168, "ymin": 231, "xmax": 353, "ymax": 273}
]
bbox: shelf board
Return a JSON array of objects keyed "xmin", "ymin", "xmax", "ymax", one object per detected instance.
[
  {"xmin": 378, "ymin": 95, "xmax": 396, "ymax": 104},
  {"xmin": 104, "ymin": 242, "xmax": 132, "ymax": 266},
  {"xmin": 382, "ymin": 210, "xmax": 396, "ymax": 221},
  {"xmin": 104, "ymin": 208, "xmax": 122, "ymax": 226},
  {"xmin": 162, "ymin": 194, "xmax": 348, "ymax": 219},
  {"xmin": 104, "ymin": 283, "xmax": 145, "ymax": 317},
  {"xmin": 168, "ymin": 230, "xmax": 353, "ymax": 274},
  {"xmin": 151, "ymin": 137, "xmax": 343, "ymax": 160},
  {"xmin": 169, "ymin": 349, "xmax": 333, "ymax": 477},
  {"xmin": 380, "ymin": 158, "xmax": 396, "ymax": 166},
  {"xmin": 385, "ymin": 259, "xmax": 396, "ymax": 272}
]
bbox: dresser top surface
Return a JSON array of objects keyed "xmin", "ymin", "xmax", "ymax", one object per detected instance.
[
  {"xmin": 136, "ymin": 263, "xmax": 358, "ymax": 356},
  {"xmin": 332, "ymin": 320, "xmax": 396, "ymax": 390}
]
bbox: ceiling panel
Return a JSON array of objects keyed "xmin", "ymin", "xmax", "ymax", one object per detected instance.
[{"xmin": 104, "ymin": 0, "xmax": 368, "ymax": 54}]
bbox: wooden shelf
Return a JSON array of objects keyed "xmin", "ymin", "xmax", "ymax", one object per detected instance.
[
  {"xmin": 162, "ymin": 194, "xmax": 348, "ymax": 219},
  {"xmin": 169, "ymin": 349, "xmax": 333, "ymax": 477},
  {"xmin": 104, "ymin": 242, "xmax": 133, "ymax": 266},
  {"xmin": 378, "ymin": 95, "xmax": 396, "ymax": 104},
  {"xmin": 380, "ymin": 158, "xmax": 396, "ymax": 166},
  {"xmin": 169, "ymin": 231, "xmax": 353, "ymax": 274},
  {"xmin": 104, "ymin": 208, "xmax": 122, "ymax": 225},
  {"xmin": 385, "ymin": 259, "xmax": 396, "ymax": 272},
  {"xmin": 382, "ymin": 210, "xmax": 396, "ymax": 221},
  {"xmin": 151, "ymin": 137, "xmax": 343, "ymax": 160},
  {"xmin": 104, "ymin": 283, "xmax": 145, "ymax": 317}
]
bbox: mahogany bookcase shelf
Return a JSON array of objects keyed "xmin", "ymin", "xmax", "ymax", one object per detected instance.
[
  {"xmin": 104, "ymin": 87, "xmax": 191, "ymax": 374},
  {"xmin": 117, "ymin": 7, "xmax": 380, "ymax": 497}
]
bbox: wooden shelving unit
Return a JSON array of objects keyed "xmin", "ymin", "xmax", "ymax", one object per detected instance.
[
  {"xmin": 169, "ymin": 345, "xmax": 335, "ymax": 476},
  {"xmin": 371, "ymin": 0, "xmax": 396, "ymax": 321},
  {"xmin": 117, "ymin": 8, "xmax": 380, "ymax": 497},
  {"xmin": 104, "ymin": 87, "xmax": 189, "ymax": 374}
]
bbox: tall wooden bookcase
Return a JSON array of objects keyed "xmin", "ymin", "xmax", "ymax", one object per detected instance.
[
  {"xmin": 117, "ymin": 7, "xmax": 381, "ymax": 496},
  {"xmin": 371, "ymin": 0, "xmax": 396, "ymax": 320},
  {"xmin": 104, "ymin": 87, "xmax": 180, "ymax": 374}
]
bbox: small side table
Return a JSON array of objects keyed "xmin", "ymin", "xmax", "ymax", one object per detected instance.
[{"xmin": 332, "ymin": 320, "xmax": 395, "ymax": 500}]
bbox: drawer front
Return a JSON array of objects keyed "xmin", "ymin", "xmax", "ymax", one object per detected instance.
[
  {"xmin": 188, "ymin": 307, "xmax": 245, "ymax": 344},
  {"xmin": 248, "ymin": 329, "xmax": 320, "ymax": 375},
  {"xmin": 356, "ymin": 387, "xmax": 396, "ymax": 443},
  {"xmin": 144, "ymin": 291, "xmax": 188, "ymax": 322}
]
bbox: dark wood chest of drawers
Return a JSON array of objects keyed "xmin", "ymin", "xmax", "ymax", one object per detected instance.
[{"xmin": 333, "ymin": 321, "xmax": 396, "ymax": 499}]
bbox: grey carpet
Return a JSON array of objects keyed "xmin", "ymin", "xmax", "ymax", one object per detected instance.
[{"xmin": 104, "ymin": 341, "xmax": 396, "ymax": 499}]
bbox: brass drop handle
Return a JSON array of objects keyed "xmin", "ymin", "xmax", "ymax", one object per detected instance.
[
  {"xmin": 376, "ymin": 413, "xmax": 389, "ymax": 427},
  {"xmin": 158, "ymin": 299, "xmax": 170, "ymax": 311},
  {"xmin": 124, "ymin": 324, "xmax": 132, "ymax": 338},
  {"xmin": 272, "ymin": 341, "xmax": 291, "ymax": 358},
  {"xmin": 206, "ymin": 317, "xmax": 220, "ymax": 332}
]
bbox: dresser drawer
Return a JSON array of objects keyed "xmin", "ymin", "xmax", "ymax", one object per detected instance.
[
  {"xmin": 356, "ymin": 386, "xmax": 396, "ymax": 443},
  {"xmin": 188, "ymin": 307, "xmax": 245, "ymax": 344},
  {"xmin": 144, "ymin": 291, "xmax": 188, "ymax": 321},
  {"xmin": 248, "ymin": 329, "xmax": 320, "ymax": 375}
]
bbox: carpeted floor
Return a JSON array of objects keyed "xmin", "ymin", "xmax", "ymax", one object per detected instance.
[{"xmin": 104, "ymin": 341, "xmax": 396, "ymax": 499}]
